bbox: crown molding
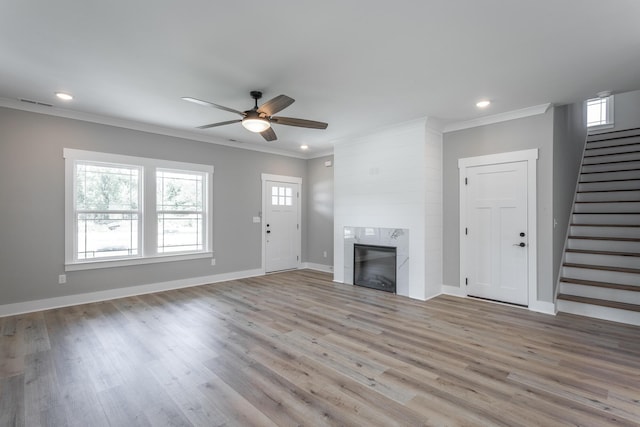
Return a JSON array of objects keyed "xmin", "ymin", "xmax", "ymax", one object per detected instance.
[
  {"xmin": 0, "ymin": 97, "xmax": 317, "ymax": 160},
  {"xmin": 443, "ymin": 103, "xmax": 552, "ymax": 133}
]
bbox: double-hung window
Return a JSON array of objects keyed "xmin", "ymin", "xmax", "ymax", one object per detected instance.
[{"xmin": 64, "ymin": 149, "xmax": 213, "ymax": 270}]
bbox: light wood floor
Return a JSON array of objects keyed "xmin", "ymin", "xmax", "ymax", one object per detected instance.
[{"xmin": 1, "ymin": 270, "xmax": 640, "ymax": 426}]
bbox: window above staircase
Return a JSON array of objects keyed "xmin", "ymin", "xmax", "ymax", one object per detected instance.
[{"xmin": 586, "ymin": 93, "xmax": 614, "ymax": 130}]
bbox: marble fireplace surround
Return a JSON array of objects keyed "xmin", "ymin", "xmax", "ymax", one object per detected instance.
[{"xmin": 343, "ymin": 226, "xmax": 409, "ymax": 296}]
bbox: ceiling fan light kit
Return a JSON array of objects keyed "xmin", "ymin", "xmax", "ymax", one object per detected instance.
[
  {"xmin": 241, "ymin": 111, "xmax": 271, "ymax": 133},
  {"xmin": 183, "ymin": 90, "xmax": 328, "ymax": 141}
]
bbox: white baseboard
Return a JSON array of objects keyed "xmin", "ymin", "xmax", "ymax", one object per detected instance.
[
  {"xmin": 0, "ymin": 268, "xmax": 264, "ymax": 318},
  {"xmin": 302, "ymin": 262, "xmax": 334, "ymax": 273},
  {"xmin": 529, "ymin": 300, "xmax": 557, "ymax": 315},
  {"xmin": 441, "ymin": 284, "xmax": 467, "ymax": 297}
]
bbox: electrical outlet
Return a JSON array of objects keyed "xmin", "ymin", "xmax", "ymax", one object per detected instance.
[
  {"xmin": 58, "ymin": 274, "xmax": 66, "ymax": 284},
  {"xmin": 211, "ymin": 258, "xmax": 216, "ymax": 266}
]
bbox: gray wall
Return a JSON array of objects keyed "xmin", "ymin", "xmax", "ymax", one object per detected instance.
[
  {"xmin": 305, "ymin": 155, "xmax": 334, "ymax": 267},
  {"xmin": 0, "ymin": 107, "xmax": 335, "ymax": 305},
  {"xmin": 591, "ymin": 89, "xmax": 640, "ymax": 134},
  {"xmin": 442, "ymin": 109, "xmax": 555, "ymax": 302},
  {"xmin": 552, "ymin": 103, "xmax": 587, "ymax": 292}
]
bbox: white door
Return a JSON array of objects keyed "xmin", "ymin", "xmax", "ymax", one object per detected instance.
[
  {"xmin": 265, "ymin": 180, "xmax": 300, "ymax": 273},
  {"xmin": 464, "ymin": 161, "xmax": 529, "ymax": 305}
]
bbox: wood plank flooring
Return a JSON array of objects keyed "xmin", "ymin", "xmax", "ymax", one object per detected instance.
[{"xmin": 1, "ymin": 269, "xmax": 640, "ymax": 426}]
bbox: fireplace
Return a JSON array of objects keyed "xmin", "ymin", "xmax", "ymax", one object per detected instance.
[{"xmin": 353, "ymin": 244, "xmax": 397, "ymax": 293}]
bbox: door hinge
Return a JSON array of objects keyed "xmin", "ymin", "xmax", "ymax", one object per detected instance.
[
  {"xmin": 465, "ymin": 177, "xmax": 468, "ymax": 185},
  {"xmin": 465, "ymin": 278, "xmax": 468, "ymax": 285},
  {"xmin": 297, "ymin": 223, "xmax": 299, "ymax": 230},
  {"xmin": 297, "ymin": 191, "xmax": 299, "ymax": 198},
  {"xmin": 297, "ymin": 255, "xmax": 299, "ymax": 261},
  {"xmin": 465, "ymin": 227, "xmax": 468, "ymax": 235}
]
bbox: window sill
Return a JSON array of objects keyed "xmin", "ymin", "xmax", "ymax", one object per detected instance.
[
  {"xmin": 65, "ymin": 251, "xmax": 213, "ymax": 271},
  {"xmin": 587, "ymin": 123, "xmax": 614, "ymax": 132}
]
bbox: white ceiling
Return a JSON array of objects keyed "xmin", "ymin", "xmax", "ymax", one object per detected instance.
[{"xmin": 1, "ymin": 1, "xmax": 639, "ymax": 157}]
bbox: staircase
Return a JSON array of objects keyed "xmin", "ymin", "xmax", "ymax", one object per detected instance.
[{"xmin": 557, "ymin": 127, "xmax": 640, "ymax": 325}]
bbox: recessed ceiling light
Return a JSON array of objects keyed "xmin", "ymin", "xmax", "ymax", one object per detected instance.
[
  {"xmin": 476, "ymin": 100, "xmax": 491, "ymax": 108},
  {"xmin": 300, "ymin": 144, "xmax": 309, "ymax": 150},
  {"xmin": 55, "ymin": 92, "xmax": 73, "ymax": 101}
]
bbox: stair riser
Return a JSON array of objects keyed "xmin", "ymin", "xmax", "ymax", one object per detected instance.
[
  {"xmin": 585, "ymin": 143, "xmax": 640, "ymax": 156},
  {"xmin": 581, "ymin": 160, "xmax": 640, "ymax": 173},
  {"xmin": 584, "ymin": 151, "xmax": 640, "ymax": 163},
  {"xmin": 559, "ymin": 283, "xmax": 640, "ymax": 304},
  {"xmin": 587, "ymin": 131, "xmax": 640, "ymax": 144},
  {"xmin": 578, "ymin": 180, "xmax": 640, "ymax": 192},
  {"xmin": 565, "ymin": 252, "xmax": 640, "ymax": 269},
  {"xmin": 557, "ymin": 300, "xmax": 640, "ymax": 326},
  {"xmin": 562, "ymin": 266, "xmax": 640, "ymax": 286},
  {"xmin": 570, "ymin": 225, "xmax": 640, "ymax": 238},
  {"xmin": 568, "ymin": 239, "xmax": 640, "ymax": 253},
  {"xmin": 574, "ymin": 202, "xmax": 640, "ymax": 213},
  {"xmin": 572, "ymin": 213, "xmax": 640, "ymax": 225},
  {"xmin": 576, "ymin": 190, "xmax": 640, "ymax": 202},
  {"xmin": 580, "ymin": 170, "xmax": 640, "ymax": 182}
]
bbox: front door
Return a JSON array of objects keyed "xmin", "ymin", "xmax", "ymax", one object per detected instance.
[
  {"xmin": 264, "ymin": 180, "xmax": 300, "ymax": 273},
  {"xmin": 464, "ymin": 161, "xmax": 529, "ymax": 305}
]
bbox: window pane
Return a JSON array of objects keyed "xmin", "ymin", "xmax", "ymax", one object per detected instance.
[
  {"xmin": 272, "ymin": 196, "xmax": 278, "ymax": 205},
  {"xmin": 158, "ymin": 213, "xmax": 203, "ymax": 253},
  {"xmin": 77, "ymin": 213, "xmax": 139, "ymax": 259},
  {"xmin": 285, "ymin": 187, "xmax": 292, "ymax": 197},
  {"xmin": 157, "ymin": 170, "xmax": 203, "ymax": 211},
  {"xmin": 272, "ymin": 187, "xmax": 278, "ymax": 196},
  {"xmin": 76, "ymin": 163, "xmax": 139, "ymax": 210},
  {"xmin": 587, "ymin": 97, "xmax": 610, "ymax": 127}
]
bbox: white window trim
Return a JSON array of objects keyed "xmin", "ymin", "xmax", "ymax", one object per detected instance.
[
  {"xmin": 64, "ymin": 148, "xmax": 213, "ymax": 271},
  {"xmin": 585, "ymin": 95, "xmax": 614, "ymax": 130}
]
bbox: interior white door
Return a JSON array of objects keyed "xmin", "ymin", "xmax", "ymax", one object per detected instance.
[
  {"xmin": 265, "ymin": 180, "xmax": 300, "ymax": 273},
  {"xmin": 464, "ymin": 161, "xmax": 529, "ymax": 305}
]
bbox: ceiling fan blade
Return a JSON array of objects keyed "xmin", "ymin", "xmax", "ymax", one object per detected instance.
[
  {"xmin": 182, "ymin": 97, "xmax": 245, "ymax": 116},
  {"xmin": 260, "ymin": 127, "xmax": 277, "ymax": 141},
  {"xmin": 197, "ymin": 119, "xmax": 242, "ymax": 129},
  {"xmin": 271, "ymin": 116, "xmax": 328, "ymax": 129},
  {"xmin": 258, "ymin": 95, "xmax": 295, "ymax": 116}
]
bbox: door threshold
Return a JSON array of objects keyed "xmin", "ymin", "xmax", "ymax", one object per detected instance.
[{"xmin": 467, "ymin": 295, "xmax": 528, "ymax": 309}]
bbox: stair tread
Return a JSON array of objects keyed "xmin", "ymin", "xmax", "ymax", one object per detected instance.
[
  {"xmin": 575, "ymin": 200, "xmax": 640, "ymax": 203},
  {"xmin": 560, "ymin": 277, "xmax": 640, "ymax": 291},
  {"xmin": 569, "ymin": 236, "xmax": 640, "ymax": 242},
  {"xmin": 577, "ymin": 191, "xmax": 640, "ymax": 194},
  {"xmin": 580, "ymin": 168, "xmax": 640, "ymax": 174},
  {"xmin": 563, "ymin": 262, "xmax": 640, "ymax": 274},
  {"xmin": 573, "ymin": 212, "xmax": 640, "ymax": 214},
  {"xmin": 585, "ymin": 141, "xmax": 640, "ymax": 153},
  {"xmin": 557, "ymin": 294, "xmax": 640, "ymax": 312},
  {"xmin": 566, "ymin": 248, "xmax": 640, "ymax": 257},
  {"xmin": 582, "ymin": 159, "xmax": 640, "ymax": 165},
  {"xmin": 586, "ymin": 141, "xmax": 640, "ymax": 150},
  {"xmin": 579, "ymin": 178, "xmax": 640, "ymax": 183},
  {"xmin": 570, "ymin": 223, "xmax": 640, "ymax": 227}
]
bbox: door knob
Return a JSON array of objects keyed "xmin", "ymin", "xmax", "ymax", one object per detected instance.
[
  {"xmin": 513, "ymin": 242, "xmax": 526, "ymax": 247},
  {"xmin": 266, "ymin": 230, "xmax": 271, "ymax": 234},
  {"xmin": 520, "ymin": 232, "xmax": 525, "ymax": 237}
]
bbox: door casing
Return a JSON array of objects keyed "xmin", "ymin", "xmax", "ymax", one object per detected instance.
[
  {"xmin": 459, "ymin": 149, "xmax": 538, "ymax": 307},
  {"xmin": 261, "ymin": 173, "xmax": 302, "ymax": 273}
]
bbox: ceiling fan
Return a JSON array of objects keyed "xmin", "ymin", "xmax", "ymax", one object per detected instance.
[{"xmin": 182, "ymin": 91, "xmax": 328, "ymax": 141}]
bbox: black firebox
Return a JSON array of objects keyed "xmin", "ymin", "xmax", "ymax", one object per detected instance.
[{"xmin": 353, "ymin": 244, "xmax": 397, "ymax": 293}]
